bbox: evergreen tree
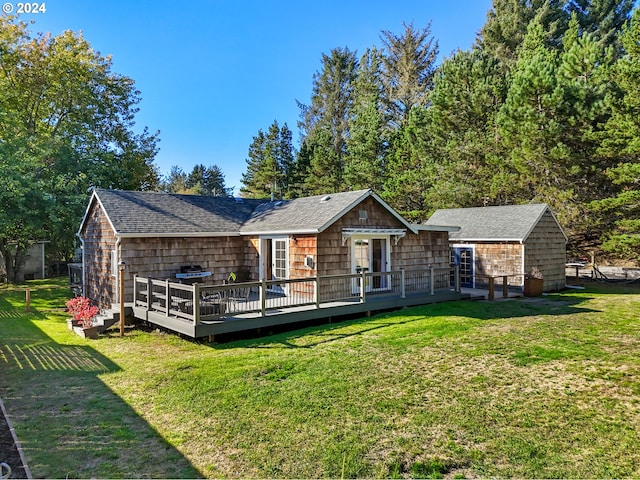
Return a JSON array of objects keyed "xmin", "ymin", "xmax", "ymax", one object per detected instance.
[
  {"xmin": 380, "ymin": 22, "xmax": 439, "ymax": 128},
  {"xmin": 344, "ymin": 48, "xmax": 387, "ymax": 191},
  {"xmin": 422, "ymin": 48, "xmax": 511, "ymax": 209},
  {"xmin": 477, "ymin": 0, "xmax": 568, "ymax": 65},
  {"xmin": 240, "ymin": 120, "xmax": 294, "ymax": 199},
  {"xmin": 298, "ymin": 48, "xmax": 357, "ymax": 194},
  {"xmin": 591, "ymin": 8, "xmax": 640, "ymax": 258},
  {"xmin": 185, "ymin": 164, "xmax": 231, "ymax": 196},
  {"xmin": 567, "ymin": 0, "xmax": 634, "ymax": 54},
  {"xmin": 382, "ymin": 107, "xmax": 432, "ymax": 221},
  {"xmin": 161, "ymin": 166, "xmax": 188, "ymax": 193}
]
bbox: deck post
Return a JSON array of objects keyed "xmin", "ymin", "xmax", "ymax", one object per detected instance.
[
  {"xmin": 400, "ymin": 269, "xmax": 406, "ymax": 299},
  {"xmin": 455, "ymin": 266, "xmax": 461, "ymax": 293},
  {"xmin": 488, "ymin": 277, "xmax": 495, "ymax": 300},
  {"xmin": 260, "ymin": 278, "xmax": 267, "ymax": 317},
  {"xmin": 133, "ymin": 274, "xmax": 137, "ymax": 304},
  {"xmin": 146, "ymin": 277, "xmax": 152, "ymax": 310},
  {"xmin": 315, "ymin": 276, "xmax": 320, "ymax": 309},
  {"xmin": 429, "ymin": 267, "xmax": 435, "ymax": 296},
  {"xmin": 360, "ymin": 270, "xmax": 366, "ymax": 303},
  {"xmin": 165, "ymin": 279, "xmax": 170, "ymax": 317},
  {"xmin": 503, "ymin": 276, "xmax": 508, "ymax": 299},
  {"xmin": 193, "ymin": 283, "xmax": 200, "ymax": 326}
]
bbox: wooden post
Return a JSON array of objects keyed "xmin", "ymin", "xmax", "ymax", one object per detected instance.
[
  {"xmin": 429, "ymin": 267, "xmax": 435, "ymax": 296},
  {"xmin": 146, "ymin": 277, "xmax": 152, "ymax": 310},
  {"xmin": 455, "ymin": 266, "xmax": 461, "ymax": 293},
  {"xmin": 193, "ymin": 283, "xmax": 200, "ymax": 325},
  {"xmin": 165, "ymin": 279, "xmax": 170, "ymax": 318},
  {"xmin": 503, "ymin": 276, "xmax": 508, "ymax": 299},
  {"xmin": 360, "ymin": 270, "xmax": 366, "ymax": 303},
  {"xmin": 400, "ymin": 269, "xmax": 406, "ymax": 299},
  {"xmin": 119, "ymin": 262, "xmax": 126, "ymax": 337},
  {"xmin": 315, "ymin": 276, "xmax": 320, "ymax": 309},
  {"xmin": 488, "ymin": 277, "xmax": 495, "ymax": 301},
  {"xmin": 260, "ymin": 278, "xmax": 267, "ymax": 317},
  {"xmin": 25, "ymin": 289, "xmax": 30, "ymax": 313}
]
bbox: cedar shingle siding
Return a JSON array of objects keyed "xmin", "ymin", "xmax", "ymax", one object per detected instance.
[
  {"xmin": 426, "ymin": 204, "xmax": 567, "ymax": 292},
  {"xmin": 79, "ymin": 189, "xmax": 453, "ymax": 309}
]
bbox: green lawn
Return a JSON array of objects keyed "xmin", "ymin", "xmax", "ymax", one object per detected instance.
[{"xmin": 1, "ymin": 278, "xmax": 640, "ymax": 478}]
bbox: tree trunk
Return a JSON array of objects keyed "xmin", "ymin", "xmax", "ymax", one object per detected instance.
[{"xmin": 0, "ymin": 240, "xmax": 28, "ymax": 283}]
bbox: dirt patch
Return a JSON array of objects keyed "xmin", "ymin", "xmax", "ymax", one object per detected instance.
[{"xmin": 0, "ymin": 399, "xmax": 28, "ymax": 479}]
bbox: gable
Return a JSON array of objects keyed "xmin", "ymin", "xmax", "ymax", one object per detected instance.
[{"xmin": 240, "ymin": 190, "xmax": 417, "ymax": 235}]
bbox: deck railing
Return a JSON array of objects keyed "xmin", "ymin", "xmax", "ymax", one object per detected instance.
[{"xmin": 133, "ymin": 267, "xmax": 459, "ymax": 326}]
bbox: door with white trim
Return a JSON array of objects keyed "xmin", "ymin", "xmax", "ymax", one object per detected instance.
[
  {"xmin": 351, "ymin": 235, "xmax": 390, "ymax": 293},
  {"xmin": 261, "ymin": 237, "xmax": 289, "ymax": 294}
]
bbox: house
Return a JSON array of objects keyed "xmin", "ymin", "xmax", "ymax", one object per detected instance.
[
  {"xmin": 78, "ymin": 188, "xmax": 458, "ymax": 312},
  {"xmin": 425, "ymin": 204, "xmax": 567, "ymax": 292}
]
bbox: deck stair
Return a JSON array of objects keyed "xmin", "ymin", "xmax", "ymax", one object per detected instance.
[{"xmin": 93, "ymin": 306, "xmax": 134, "ymax": 333}]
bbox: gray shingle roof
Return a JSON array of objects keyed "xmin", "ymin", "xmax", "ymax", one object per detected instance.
[
  {"xmin": 425, "ymin": 204, "xmax": 554, "ymax": 242},
  {"xmin": 240, "ymin": 189, "xmax": 376, "ymax": 234},
  {"xmin": 83, "ymin": 189, "xmax": 409, "ymax": 237},
  {"xmin": 90, "ymin": 189, "xmax": 263, "ymax": 236}
]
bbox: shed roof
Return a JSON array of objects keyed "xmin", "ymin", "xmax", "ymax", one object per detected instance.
[{"xmin": 425, "ymin": 204, "xmax": 566, "ymax": 243}]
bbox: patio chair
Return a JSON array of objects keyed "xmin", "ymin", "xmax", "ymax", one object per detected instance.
[{"xmin": 226, "ymin": 286, "xmax": 251, "ymax": 313}]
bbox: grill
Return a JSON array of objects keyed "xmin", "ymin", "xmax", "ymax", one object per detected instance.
[{"xmin": 176, "ymin": 265, "xmax": 212, "ymax": 280}]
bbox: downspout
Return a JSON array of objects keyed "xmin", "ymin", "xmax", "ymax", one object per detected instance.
[
  {"xmin": 79, "ymin": 236, "xmax": 86, "ymax": 297},
  {"xmin": 115, "ymin": 236, "xmax": 121, "ymax": 304},
  {"xmin": 521, "ymin": 240, "xmax": 526, "ymax": 288}
]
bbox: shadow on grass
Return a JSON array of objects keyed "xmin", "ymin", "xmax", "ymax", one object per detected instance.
[
  {"xmin": 213, "ymin": 292, "xmax": 599, "ymax": 350},
  {"xmin": 0, "ymin": 297, "xmax": 202, "ymax": 479}
]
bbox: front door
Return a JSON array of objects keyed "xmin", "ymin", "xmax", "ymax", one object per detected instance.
[
  {"xmin": 452, "ymin": 247, "xmax": 474, "ymax": 288},
  {"xmin": 352, "ymin": 236, "xmax": 390, "ymax": 293}
]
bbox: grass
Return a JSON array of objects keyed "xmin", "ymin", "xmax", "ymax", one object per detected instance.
[{"xmin": 1, "ymin": 278, "xmax": 640, "ymax": 478}]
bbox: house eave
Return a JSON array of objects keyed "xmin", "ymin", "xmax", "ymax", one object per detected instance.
[
  {"xmin": 239, "ymin": 229, "xmax": 320, "ymax": 236},
  {"xmin": 414, "ymin": 225, "xmax": 461, "ymax": 233},
  {"xmin": 116, "ymin": 232, "xmax": 242, "ymax": 239},
  {"xmin": 450, "ymin": 237, "xmax": 525, "ymax": 243}
]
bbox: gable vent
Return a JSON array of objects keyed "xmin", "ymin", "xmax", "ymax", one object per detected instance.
[{"xmin": 359, "ymin": 210, "xmax": 368, "ymax": 221}]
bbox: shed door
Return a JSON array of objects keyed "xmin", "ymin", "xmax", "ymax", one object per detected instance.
[{"xmin": 452, "ymin": 247, "xmax": 474, "ymax": 288}]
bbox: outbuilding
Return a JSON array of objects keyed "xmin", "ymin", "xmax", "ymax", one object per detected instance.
[{"xmin": 425, "ymin": 204, "xmax": 567, "ymax": 292}]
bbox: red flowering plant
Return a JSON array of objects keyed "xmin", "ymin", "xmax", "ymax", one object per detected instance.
[{"xmin": 66, "ymin": 296, "xmax": 99, "ymax": 328}]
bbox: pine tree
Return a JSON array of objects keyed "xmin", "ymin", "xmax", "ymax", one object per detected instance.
[
  {"xmin": 240, "ymin": 120, "xmax": 294, "ymax": 199},
  {"xmin": 567, "ymin": 0, "xmax": 634, "ymax": 54},
  {"xmin": 380, "ymin": 22, "xmax": 439, "ymax": 128},
  {"xmin": 344, "ymin": 48, "xmax": 387, "ymax": 191},
  {"xmin": 591, "ymin": 7, "xmax": 640, "ymax": 258},
  {"xmin": 298, "ymin": 48, "xmax": 357, "ymax": 194},
  {"xmin": 477, "ymin": 0, "xmax": 568, "ymax": 65},
  {"xmin": 422, "ymin": 48, "xmax": 511, "ymax": 209}
]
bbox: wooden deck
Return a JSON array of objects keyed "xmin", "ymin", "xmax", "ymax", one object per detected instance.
[{"xmin": 131, "ymin": 269, "xmax": 468, "ymax": 339}]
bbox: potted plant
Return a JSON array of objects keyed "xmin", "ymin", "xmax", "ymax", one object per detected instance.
[
  {"xmin": 524, "ymin": 267, "xmax": 544, "ymax": 297},
  {"xmin": 66, "ymin": 296, "xmax": 100, "ymax": 339}
]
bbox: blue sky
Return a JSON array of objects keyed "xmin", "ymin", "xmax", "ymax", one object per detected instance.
[{"xmin": 21, "ymin": 0, "xmax": 493, "ymax": 193}]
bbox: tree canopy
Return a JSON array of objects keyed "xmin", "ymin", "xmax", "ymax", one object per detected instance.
[
  {"xmin": 0, "ymin": 16, "xmax": 159, "ymax": 281},
  {"xmin": 239, "ymin": 0, "xmax": 640, "ymax": 262}
]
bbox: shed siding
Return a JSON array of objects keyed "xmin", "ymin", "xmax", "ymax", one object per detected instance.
[
  {"xmin": 81, "ymin": 201, "xmax": 117, "ymax": 309},
  {"xmin": 524, "ymin": 210, "xmax": 567, "ymax": 291},
  {"xmin": 454, "ymin": 242, "xmax": 524, "ymax": 286}
]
